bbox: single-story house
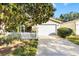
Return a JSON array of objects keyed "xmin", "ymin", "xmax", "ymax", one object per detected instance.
[
  {"xmin": 32, "ymin": 18, "xmax": 61, "ymax": 36},
  {"xmin": 32, "ymin": 18, "xmax": 79, "ymax": 36}
]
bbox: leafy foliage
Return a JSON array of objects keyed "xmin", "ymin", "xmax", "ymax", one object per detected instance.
[
  {"xmin": 59, "ymin": 12, "xmax": 79, "ymax": 22},
  {"xmin": 0, "ymin": 3, "xmax": 29, "ymax": 32},
  {"xmin": 0, "ymin": 33, "xmax": 21, "ymax": 45},
  {"xmin": 13, "ymin": 39, "xmax": 38, "ymax": 56},
  {"xmin": 57, "ymin": 27, "xmax": 73, "ymax": 38},
  {"xmin": 25, "ymin": 3, "xmax": 56, "ymax": 25},
  {"xmin": 13, "ymin": 46, "xmax": 37, "ymax": 56},
  {"xmin": 0, "ymin": 3, "xmax": 55, "ymax": 32}
]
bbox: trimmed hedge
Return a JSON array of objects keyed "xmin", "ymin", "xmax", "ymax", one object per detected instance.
[{"xmin": 57, "ymin": 27, "xmax": 73, "ymax": 38}]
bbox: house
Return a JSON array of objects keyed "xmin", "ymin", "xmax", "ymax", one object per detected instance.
[
  {"xmin": 32, "ymin": 18, "xmax": 79, "ymax": 37},
  {"xmin": 60, "ymin": 19, "xmax": 79, "ymax": 35},
  {"xmin": 32, "ymin": 18, "xmax": 61, "ymax": 36}
]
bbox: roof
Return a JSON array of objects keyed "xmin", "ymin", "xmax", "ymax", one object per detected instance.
[
  {"xmin": 42, "ymin": 18, "xmax": 61, "ymax": 25},
  {"xmin": 62, "ymin": 19, "xmax": 79, "ymax": 24},
  {"xmin": 49, "ymin": 17, "xmax": 62, "ymax": 24}
]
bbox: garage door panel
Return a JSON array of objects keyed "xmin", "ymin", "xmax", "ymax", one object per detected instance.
[{"xmin": 37, "ymin": 24, "xmax": 57, "ymax": 36}]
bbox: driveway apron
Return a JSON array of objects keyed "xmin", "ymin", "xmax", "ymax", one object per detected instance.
[{"xmin": 36, "ymin": 35, "xmax": 79, "ymax": 56}]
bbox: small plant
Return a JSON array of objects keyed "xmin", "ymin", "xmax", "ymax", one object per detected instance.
[
  {"xmin": 13, "ymin": 45, "xmax": 37, "ymax": 56},
  {"xmin": 57, "ymin": 27, "xmax": 73, "ymax": 38},
  {"xmin": 13, "ymin": 46, "xmax": 27, "ymax": 56},
  {"xmin": 0, "ymin": 37, "xmax": 5, "ymax": 45},
  {"xmin": 12, "ymin": 39, "xmax": 38, "ymax": 56},
  {"xmin": 29, "ymin": 39, "xmax": 38, "ymax": 48},
  {"xmin": 0, "ymin": 33, "xmax": 21, "ymax": 46}
]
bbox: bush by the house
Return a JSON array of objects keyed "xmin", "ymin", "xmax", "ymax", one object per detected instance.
[
  {"xmin": 29, "ymin": 39, "xmax": 38, "ymax": 48},
  {"xmin": 0, "ymin": 34, "xmax": 20, "ymax": 46},
  {"xmin": 12, "ymin": 39, "xmax": 38, "ymax": 56},
  {"xmin": 13, "ymin": 45, "xmax": 37, "ymax": 56},
  {"xmin": 57, "ymin": 27, "xmax": 73, "ymax": 38}
]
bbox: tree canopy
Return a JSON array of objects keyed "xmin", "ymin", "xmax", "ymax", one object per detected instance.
[
  {"xmin": 0, "ymin": 3, "xmax": 55, "ymax": 32},
  {"xmin": 24, "ymin": 3, "xmax": 56, "ymax": 24},
  {"xmin": 59, "ymin": 12, "xmax": 79, "ymax": 22}
]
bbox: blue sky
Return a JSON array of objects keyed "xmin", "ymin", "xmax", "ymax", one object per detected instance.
[{"xmin": 54, "ymin": 3, "xmax": 79, "ymax": 18}]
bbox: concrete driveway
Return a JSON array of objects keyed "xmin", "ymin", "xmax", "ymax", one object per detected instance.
[{"xmin": 36, "ymin": 35, "xmax": 79, "ymax": 56}]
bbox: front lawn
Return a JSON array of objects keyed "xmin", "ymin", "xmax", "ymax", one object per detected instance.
[{"xmin": 66, "ymin": 35, "xmax": 79, "ymax": 45}]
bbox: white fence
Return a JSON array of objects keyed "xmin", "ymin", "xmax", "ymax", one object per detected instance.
[{"xmin": 5, "ymin": 32, "xmax": 37, "ymax": 39}]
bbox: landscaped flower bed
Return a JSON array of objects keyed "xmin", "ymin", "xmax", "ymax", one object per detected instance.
[{"xmin": 0, "ymin": 39, "xmax": 38, "ymax": 56}]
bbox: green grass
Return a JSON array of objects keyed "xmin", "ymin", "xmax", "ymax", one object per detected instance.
[{"xmin": 67, "ymin": 35, "xmax": 79, "ymax": 45}]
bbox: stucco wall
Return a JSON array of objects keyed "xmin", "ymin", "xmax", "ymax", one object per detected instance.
[{"xmin": 60, "ymin": 20, "xmax": 76, "ymax": 33}]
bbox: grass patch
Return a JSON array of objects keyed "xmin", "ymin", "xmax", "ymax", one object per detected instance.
[{"xmin": 67, "ymin": 35, "xmax": 79, "ymax": 45}]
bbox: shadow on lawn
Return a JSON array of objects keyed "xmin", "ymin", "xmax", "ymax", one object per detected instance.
[
  {"xmin": 0, "ymin": 43, "xmax": 24, "ymax": 55},
  {"xmin": 0, "ymin": 47, "xmax": 13, "ymax": 55}
]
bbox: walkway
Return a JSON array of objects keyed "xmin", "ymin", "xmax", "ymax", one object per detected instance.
[{"xmin": 36, "ymin": 35, "xmax": 79, "ymax": 56}]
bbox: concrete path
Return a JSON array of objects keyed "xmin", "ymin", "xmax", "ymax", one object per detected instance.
[{"xmin": 36, "ymin": 35, "xmax": 79, "ymax": 56}]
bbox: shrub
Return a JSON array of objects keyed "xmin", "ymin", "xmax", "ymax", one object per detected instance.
[
  {"xmin": 13, "ymin": 46, "xmax": 37, "ymax": 56},
  {"xmin": 29, "ymin": 39, "xmax": 38, "ymax": 48},
  {"xmin": 13, "ymin": 46, "xmax": 27, "ymax": 56},
  {"xmin": 0, "ymin": 37, "xmax": 5, "ymax": 45},
  {"xmin": 57, "ymin": 27, "xmax": 73, "ymax": 38},
  {"xmin": 13, "ymin": 39, "xmax": 38, "ymax": 56},
  {"xmin": 0, "ymin": 33, "xmax": 21, "ymax": 46}
]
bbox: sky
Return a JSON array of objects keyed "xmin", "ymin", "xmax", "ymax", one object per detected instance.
[{"xmin": 54, "ymin": 3, "xmax": 79, "ymax": 18}]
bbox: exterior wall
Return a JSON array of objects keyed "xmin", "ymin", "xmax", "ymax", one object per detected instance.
[
  {"xmin": 32, "ymin": 20, "xmax": 60, "ymax": 32},
  {"xmin": 60, "ymin": 20, "xmax": 77, "ymax": 33},
  {"xmin": 32, "ymin": 19, "xmax": 79, "ymax": 35},
  {"xmin": 76, "ymin": 21, "xmax": 79, "ymax": 35}
]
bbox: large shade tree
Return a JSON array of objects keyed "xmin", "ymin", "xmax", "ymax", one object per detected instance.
[
  {"xmin": 0, "ymin": 3, "xmax": 29, "ymax": 32},
  {"xmin": 0, "ymin": 3, "xmax": 55, "ymax": 32},
  {"xmin": 23, "ymin": 3, "xmax": 56, "ymax": 32},
  {"xmin": 24, "ymin": 3, "xmax": 56, "ymax": 25}
]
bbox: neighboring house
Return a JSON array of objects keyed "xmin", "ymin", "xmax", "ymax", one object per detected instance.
[
  {"xmin": 32, "ymin": 18, "xmax": 61, "ymax": 36},
  {"xmin": 60, "ymin": 19, "xmax": 79, "ymax": 35}
]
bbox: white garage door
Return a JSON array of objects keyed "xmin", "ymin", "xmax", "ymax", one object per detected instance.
[{"xmin": 37, "ymin": 24, "xmax": 57, "ymax": 36}]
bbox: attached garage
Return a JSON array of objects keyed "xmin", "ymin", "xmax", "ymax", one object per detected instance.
[
  {"xmin": 36, "ymin": 20, "xmax": 60, "ymax": 37},
  {"xmin": 37, "ymin": 24, "xmax": 57, "ymax": 36}
]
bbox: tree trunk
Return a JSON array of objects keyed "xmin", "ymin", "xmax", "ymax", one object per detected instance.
[{"xmin": 26, "ymin": 26, "xmax": 32, "ymax": 32}]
